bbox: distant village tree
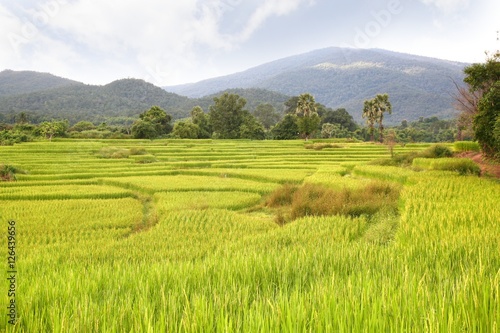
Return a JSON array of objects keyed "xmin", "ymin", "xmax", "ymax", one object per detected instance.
[{"xmin": 295, "ymin": 93, "xmax": 320, "ymax": 141}]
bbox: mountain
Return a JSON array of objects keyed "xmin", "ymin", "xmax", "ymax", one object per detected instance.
[
  {"xmin": 0, "ymin": 69, "xmax": 83, "ymax": 97},
  {"xmin": 0, "ymin": 77, "xmax": 192, "ymax": 124},
  {"xmin": 0, "ymin": 73, "xmax": 289, "ymax": 124},
  {"xmin": 164, "ymin": 47, "xmax": 467, "ymax": 124}
]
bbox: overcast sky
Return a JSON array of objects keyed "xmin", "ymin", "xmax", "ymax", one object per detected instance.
[{"xmin": 1, "ymin": 0, "xmax": 498, "ymax": 86}]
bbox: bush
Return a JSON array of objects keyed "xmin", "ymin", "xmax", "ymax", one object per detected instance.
[
  {"xmin": 454, "ymin": 141, "xmax": 481, "ymax": 152},
  {"xmin": 0, "ymin": 164, "xmax": 26, "ymax": 181},
  {"xmin": 266, "ymin": 181, "xmax": 401, "ymax": 224},
  {"xmin": 97, "ymin": 147, "xmax": 131, "ymax": 159},
  {"xmin": 304, "ymin": 143, "xmax": 343, "ymax": 150},
  {"xmin": 420, "ymin": 144, "xmax": 454, "ymax": 158},
  {"xmin": 265, "ymin": 184, "xmax": 299, "ymax": 207}
]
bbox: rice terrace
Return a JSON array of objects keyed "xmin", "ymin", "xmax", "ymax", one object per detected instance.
[{"xmin": 0, "ymin": 138, "xmax": 498, "ymax": 332}]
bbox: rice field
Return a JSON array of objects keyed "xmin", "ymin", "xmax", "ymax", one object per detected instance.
[{"xmin": 0, "ymin": 139, "xmax": 498, "ymax": 332}]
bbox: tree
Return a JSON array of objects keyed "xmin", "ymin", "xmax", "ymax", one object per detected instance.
[
  {"xmin": 240, "ymin": 111, "xmax": 265, "ymax": 140},
  {"xmin": 16, "ymin": 112, "xmax": 29, "ymax": 124},
  {"xmin": 322, "ymin": 108, "xmax": 358, "ymax": 132},
  {"xmin": 362, "ymin": 99, "xmax": 377, "ymax": 141},
  {"xmin": 373, "ymin": 94, "xmax": 392, "ymax": 143},
  {"xmin": 132, "ymin": 106, "xmax": 172, "ymax": 139},
  {"xmin": 362, "ymin": 94, "xmax": 392, "ymax": 142},
  {"xmin": 253, "ymin": 103, "xmax": 281, "ymax": 129},
  {"xmin": 38, "ymin": 120, "xmax": 69, "ymax": 141},
  {"xmin": 463, "ymin": 52, "xmax": 500, "ymax": 158},
  {"xmin": 296, "ymin": 93, "xmax": 320, "ymax": 140},
  {"xmin": 71, "ymin": 121, "xmax": 95, "ymax": 132},
  {"xmin": 131, "ymin": 120, "xmax": 157, "ymax": 139},
  {"xmin": 321, "ymin": 123, "xmax": 338, "ymax": 138},
  {"xmin": 190, "ymin": 106, "xmax": 212, "ymax": 138},
  {"xmin": 172, "ymin": 121, "xmax": 199, "ymax": 139},
  {"xmin": 209, "ymin": 93, "xmax": 247, "ymax": 139},
  {"xmin": 284, "ymin": 96, "xmax": 299, "ymax": 115},
  {"xmin": 271, "ymin": 114, "xmax": 299, "ymax": 140}
]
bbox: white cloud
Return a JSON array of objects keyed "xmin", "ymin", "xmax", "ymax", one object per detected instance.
[
  {"xmin": 0, "ymin": 0, "xmax": 312, "ymax": 85},
  {"xmin": 419, "ymin": 0, "xmax": 470, "ymax": 13},
  {"xmin": 236, "ymin": 0, "xmax": 314, "ymax": 41}
]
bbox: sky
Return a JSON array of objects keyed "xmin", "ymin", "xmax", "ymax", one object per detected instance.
[{"xmin": 0, "ymin": 0, "xmax": 499, "ymax": 86}]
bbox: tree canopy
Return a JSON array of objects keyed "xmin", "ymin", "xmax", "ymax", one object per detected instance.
[{"xmin": 463, "ymin": 52, "xmax": 500, "ymax": 158}]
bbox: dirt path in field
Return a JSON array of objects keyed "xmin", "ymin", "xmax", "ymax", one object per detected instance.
[{"xmin": 458, "ymin": 152, "xmax": 500, "ymax": 179}]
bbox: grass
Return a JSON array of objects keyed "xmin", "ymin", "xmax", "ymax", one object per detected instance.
[{"xmin": 0, "ymin": 139, "xmax": 498, "ymax": 332}]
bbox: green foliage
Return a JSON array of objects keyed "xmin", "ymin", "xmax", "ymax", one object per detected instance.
[
  {"xmin": 419, "ymin": 144, "xmax": 454, "ymax": 158},
  {"xmin": 190, "ymin": 106, "xmax": 212, "ymax": 139},
  {"xmin": 209, "ymin": 93, "xmax": 247, "ymax": 139},
  {"xmin": 131, "ymin": 106, "xmax": 172, "ymax": 139},
  {"xmin": 271, "ymin": 114, "xmax": 299, "ymax": 140},
  {"xmin": 38, "ymin": 120, "xmax": 69, "ymax": 140},
  {"xmin": 296, "ymin": 93, "xmax": 320, "ymax": 140},
  {"xmin": 463, "ymin": 52, "xmax": 500, "ymax": 158},
  {"xmin": 253, "ymin": 103, "xmax": 281, "ymax": 129},
  {"xmin": 239, "ymin": 111, "xmax": 265, "ymax": 140},
  {"xmin": 0, "ymin": 164, "xmax": 25, "ymax": 181},
  {"xmin": 172, "ymin": 121, "xmax": 200, "ymax": 139},
  {"xmin": 363, "ymin": 94, "xmax": 392, "ymax": 142},
  {"xmin": 321, "ymin": 108, "xmax": 358, "ymax": 132},
  {"xmin": 70, "ymin": 121, "xmax": 96, "ymax": 132},
  {"xmin": 0, "ymin": 129, "xmax": 32, "ymax": 145}
]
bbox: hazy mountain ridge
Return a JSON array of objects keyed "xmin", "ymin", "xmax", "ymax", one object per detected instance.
[
  {"xmin": 0, "ymin": 69, "xmax": 83, "ymax": 97},
  {"xmin": 165, "ymin": 47, "xmax": 467, "ymax": 124},
  {"xmin": 0, "ymin": 48, "xmax": 467, "ymax": 125},
  {"xmin": 0, "ymin": 73, "xmax": 289, "ymax": 124}
]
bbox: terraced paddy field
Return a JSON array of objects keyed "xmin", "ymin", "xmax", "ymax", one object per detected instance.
[{"xmin": 0, "ymin": 139, "xmax": 498, "ymax": 332}]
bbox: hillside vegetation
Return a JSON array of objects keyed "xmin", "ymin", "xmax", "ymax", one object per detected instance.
[
  {"xmin": 165, "ymin": 47, "xmax": 467, "ymax": 124},
  {"xmin": 1, "ymin": 48, "xmax": 466, "ymax": 125}
]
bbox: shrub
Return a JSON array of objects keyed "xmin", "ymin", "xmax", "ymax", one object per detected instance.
[
  {"xmin": 265, "ymin": 184, "xmax": 299, "ymax": 207},
  {"xmin": 129, "ymin": 147, "xmax": 148, "ymax": 155},
  {"xmin": 304, "ymin": 143, "xmax": 343, "ymax": 150},
  {"xmin": 267, "ymin": 181, "xmax": 401, "ymax": 223},
  {"xmin": 98, "ymin": 147, "xmax": 131, "ymax": 159},
  {"xmin": 0, "ymin": 164, "xmax": 26, "ymax": 181},
  {"xmin": 420, "ymin": 144, "xmax": 453, "ymax": 158}
]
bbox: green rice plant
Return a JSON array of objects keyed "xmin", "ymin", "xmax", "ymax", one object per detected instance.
[
  {"xmin": 0, "ymin": 139, "xmax": 498, "ymax": 332},
  {"xmin": 155, "ymin": 191, "xmax": 261, "ymax": 211},
  {"xmin": 130, "ymin": 154, "xmax": 158, "ymax": 164},
  {"xmin": 454, "ymin": 141, "xmax": 481, "ymax": 152},
  {"xmin": 0, "ymin": 184, "xmax": 135, "ymax": 200},
  {"xmin": 102, "ymin": 175, "xmax": 279, "ymax": 194},
  {"xmin": 412, "ymin": 157, "xmax": 481, "ymax": 175}
]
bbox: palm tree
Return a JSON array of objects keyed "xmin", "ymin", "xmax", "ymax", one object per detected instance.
[
  {"xmin": 296, "ymin": 93, "xmax": 316, "ymax": 117},
  {"xmin": 362, "ymin": 99, "xmax": 377, "ymax": 141},
  {"xmin": 296, "ymin": 93, "xmax": 320, "ymax": 140},
  {"xmin": 374, "ymin": 94, "xmax": 392, "ymax": 143}
]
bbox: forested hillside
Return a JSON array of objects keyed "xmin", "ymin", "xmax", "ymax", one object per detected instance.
[{"xmin": 165, "ymin": 48, "xmax": 467, "ymax": 124}]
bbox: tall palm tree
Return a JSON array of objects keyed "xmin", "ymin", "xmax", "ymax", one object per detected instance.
[
  {"xmin": 374, "ymin": 94, "xmax": 392, "ymax": 143},
  {"xmin": 296, "ymin": 93, "xmax": 319, "ymax": 140},
  {"xmin": 296, "ymin": 93, "xmax": 316, "ymax": 117},
  {"xmin": 362, "ymin": 99, "xmax": 377, "ymax": 141}
]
